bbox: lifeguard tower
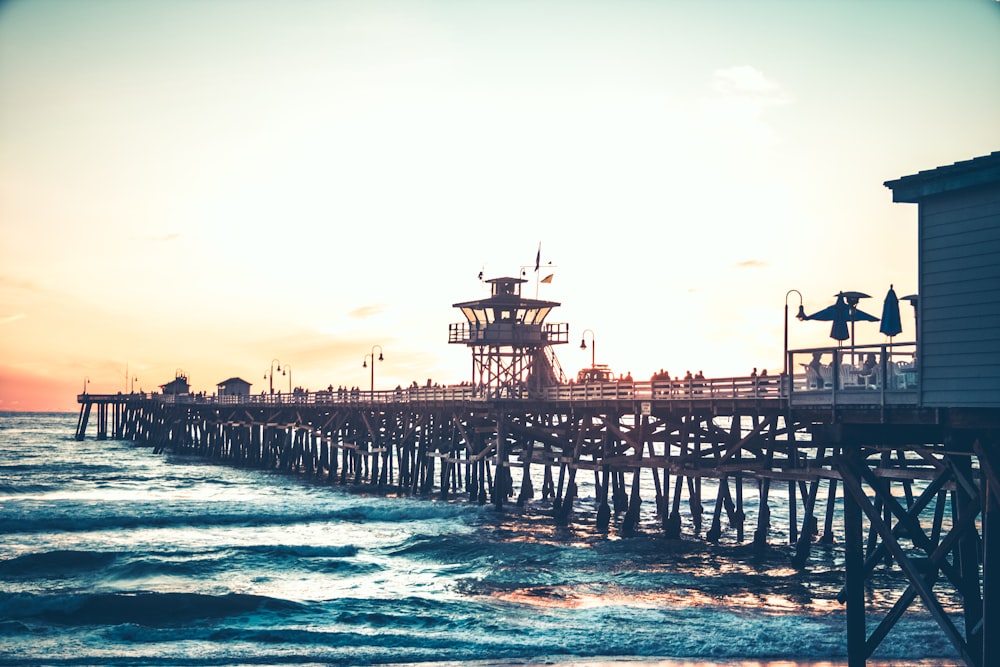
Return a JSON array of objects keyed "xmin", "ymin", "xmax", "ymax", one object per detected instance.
[{"xmin": 450, "ymin": 276, "xmax": 570, "ymax": 398}]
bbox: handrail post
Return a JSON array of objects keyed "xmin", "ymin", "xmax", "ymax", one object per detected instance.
[
  {"xmin": 832, "ymin": 348, "xmax": 839, "ymax": 406},
  {"xmin": 881, "ymin": 343, "xmax": 888, "ymax": 407}
]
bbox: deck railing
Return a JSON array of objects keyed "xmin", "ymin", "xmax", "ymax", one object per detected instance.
[
  {"xmin": 76, "ymin": 375, "xmax": 784, "ymax": 407},
  {"xmin": 787, "ymin": 341, "xmax": 918, "ymax": 407},
  {"xmin": 77, "ymin": 342, "xmax": 920, "ymax": 409}
]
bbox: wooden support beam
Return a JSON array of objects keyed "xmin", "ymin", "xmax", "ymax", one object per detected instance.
[
  {"xmin": 840, "ymin": 448, "xmax": 866, "ymax": 667},
  {"xmin": 835, "ymin": 466, "xmax": 952, "ymax": 604},
  {"xmin": 951, "ymin": 450, "xmax": 983, "ymax": 667},
  {"xmin": 978, "ymin": 439, "xmax": 1000, "ymax": 667},
  {"xmin": 864, "ymin": 494, "xmax": 981, "ymax": 662},
  {"xmin": 837, "ymin": 452, "xmax": 976, "ymax": 667}
]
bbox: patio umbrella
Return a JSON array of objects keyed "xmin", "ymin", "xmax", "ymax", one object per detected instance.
[
  {"xmin": 804, "ymin": 294, "xmax": 851, "ymax": 343},
  {"xmin": 879, "ymin": 284, "xmax": 903, "ymax": 339},
  {"xmin": 804, "ymin": 294, "xmax": 879, "ymax": 345}
]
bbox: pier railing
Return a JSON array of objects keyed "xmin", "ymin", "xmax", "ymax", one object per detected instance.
[
  {"xmin": 787, "ymin": 341, "xmax": 918, "ymax": 407},
  {"xmin": 77, "ymin": 341, "xmax": 920, "ymax": 409}
]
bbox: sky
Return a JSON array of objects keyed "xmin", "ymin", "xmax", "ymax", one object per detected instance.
[{"xmin": 2, "ymin": 0, "xmax": 999, "ymax": 412}]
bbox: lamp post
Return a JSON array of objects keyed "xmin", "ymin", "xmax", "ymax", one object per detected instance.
[
  {"xmin": 82, "ymin": 376, "xmax": 90, "ymax": 395},
  {"xmin": 265, "ymin": 358, "xmax": 281, "ymax": 395},
  {"xmin": 284, "ymin": 365, "xmax": 292, "ymax": 394},
  {"xmin": 580, "ymin": 329, "xmax": 595, "ymax": 368},
  {"xmin": 362, "ymin": 345, "xmax": 384, "ymax": 400},
  {"xmin": 131, "ymin": 376, "xmax": 138, "ymax": 393},
  {"xmin": 784, "ymin": 290, "xmax": 806, "ymax": 377}
]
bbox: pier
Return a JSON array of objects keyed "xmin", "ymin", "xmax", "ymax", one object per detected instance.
[{"xmin": 74, "ymin": 151, "xmax": 1000, "ymax": 667}]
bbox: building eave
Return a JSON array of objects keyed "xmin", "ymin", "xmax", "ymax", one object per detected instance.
[{"xmin": 884, "ymin": 150, "xmax": 1000, "ymax": 203}]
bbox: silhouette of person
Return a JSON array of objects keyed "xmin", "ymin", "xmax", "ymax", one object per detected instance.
[
  {"xmin": 863, "ymin": 353, "xmax": 876, "ymax": 373},
  {"xmin": 807, "ymin": 353, "xmax": 823, "ymax": 388}
]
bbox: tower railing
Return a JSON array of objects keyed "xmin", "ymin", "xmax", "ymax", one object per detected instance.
[{"xmin": 448, "ymin": 322, "xmax": 570, "ymax": 345}]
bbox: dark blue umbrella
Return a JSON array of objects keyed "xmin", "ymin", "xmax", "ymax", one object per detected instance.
[
  {"xmin": 879, "ymin": 285, "xmax": 903, "ymax": 339},
  {"xmin": 805, "ymin": 293, "xmax": 879, "ymax": 344},
  {"xmin": 804, "ymin": 295, "xmax": 851, "ymax": 342}
]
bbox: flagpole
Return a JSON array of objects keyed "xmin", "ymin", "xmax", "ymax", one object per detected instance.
[{"xmin": 535, "ymin": 242, "xmax": 541, "ymax": 299}]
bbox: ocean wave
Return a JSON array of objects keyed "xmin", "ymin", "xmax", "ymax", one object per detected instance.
[
  {"xmin": 240, "ymin": 544, "xmax": 359, "ymax": 559},
  {"xmin": 0, "ymin": 550, "xmax": 119, "ymax": 577},
  {"xmin": 0, "ymin": 415, "xmax": 967, "ymax": 666},
  {"xmin": 328, "ymin": 594, "xmax": 495, "ymax": 632},
  {"xmin": 0, "ymin": 498, "xmax": 474, "ymax": 535},
  {"xmin": 204, "ymin": 544, "xmax": 378, "ymax": 576},
  {"xmin": 102, "ymin": 556, "xmax": 224, "ymax": 582},
  {"xmin": 0, "ymin": 593, "xmax": 963, "ymax": 664},
  {"xmin": 389, "ymin": 530, "xmax": 584, "ymax": 572},
  {"xmin": 0, "ymin": 482, "xmax": 58, "ymax": 495},
  {"xmin": 1, "ymin": 544, "xmax": 372, "ymax": 586},
  {"xmin": 0, "ymin": 462, "xmax": 121, "ymax": 475},
  {"xmin": 324, "ymin": 499, "xmax": 475, "ymax": 525},
  {"xmin": 0, "ymin": 508, "xmax": 337, "ymax": 534},
  {"xmin": 0, "ymin": 590, "xmax": 305, "ymax": 626}
]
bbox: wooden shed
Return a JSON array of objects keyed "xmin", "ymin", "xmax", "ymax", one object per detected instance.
[
  {"xmin": 884, "ymin": 150, "xmax": 1000, "ymax": 408},
  {"xmin": 159, "ymin": 372, "xmax": 190, "ymax": 396},
  {"xmin": 217, "ymin": 377, "xmax": 252, "ymax": 398}
]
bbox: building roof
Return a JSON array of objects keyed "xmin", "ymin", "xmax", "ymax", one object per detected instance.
[
  {"xmin": 884, "ymin": 150, "xmax": 1000, "ymax": 203},
  {"xmin": 217, "ymin": 377, "xmax": 251, "ymax": 387}
]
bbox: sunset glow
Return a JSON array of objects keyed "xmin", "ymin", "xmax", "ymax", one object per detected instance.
[{"xmin": 2, "ymin": 1, "xmax": 999, "ymax": 411}]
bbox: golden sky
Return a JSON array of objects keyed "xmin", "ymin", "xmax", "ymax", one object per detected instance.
[{"xmin": 2, "ymin": 0, "xmax": 999, "ymax": 411}]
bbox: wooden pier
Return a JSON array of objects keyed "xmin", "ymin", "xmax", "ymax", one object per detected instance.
[
  {"xmin": 73, "ymin": 152, "xmax": 1000, "ymax": 666},
  {"xmin": 75, "ymin": 361, "xmax": 997, "ymax": 667}
]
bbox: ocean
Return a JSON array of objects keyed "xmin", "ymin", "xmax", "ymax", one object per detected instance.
[{"xmin": 0, "ymin": 412, "xmax": 962, "ymax": 666}]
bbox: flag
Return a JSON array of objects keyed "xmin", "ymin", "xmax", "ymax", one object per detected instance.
[
  {"xmin": 541, "ymin": 274, "xmax": 554, "ymax": 284},
  {"xmin": 534, "ymin": 244, "xmax": 540, "ymax": 272}
]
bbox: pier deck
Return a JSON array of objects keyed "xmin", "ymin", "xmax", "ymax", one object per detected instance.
[{"xmin": 75, "ymin": 348, "xmax": 997, "ymax": 667}]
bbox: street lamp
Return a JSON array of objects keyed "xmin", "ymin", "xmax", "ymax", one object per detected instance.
[
  {"xmin": 265, "ymin": 358, "xmax": 281, "ymax": 394},
  {"xmin": 82, "ymin": 376, "xmax": 90, "ymax": 395},
  {"xmin": 131, "ymin": 376, "xmax": 138, "ymax": 393},
  {"xmin": 580, "ymin": 329, "xmax": 595, "ymax": 368},
  {"xmin": 362, "ymin": 345, "xmax": 384, "ymax": 400},
  {"xmin": 284, "ymin": 365, "xmax": 292, "ymax": 394},
  {"xmin": 784, "ymin": 290, "xmax": 806, "ymax": 376}
]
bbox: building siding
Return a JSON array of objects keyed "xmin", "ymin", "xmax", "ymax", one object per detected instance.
[{"xmin": 919, "ymin": 184, "xmax": 1000, "ymax": 407}]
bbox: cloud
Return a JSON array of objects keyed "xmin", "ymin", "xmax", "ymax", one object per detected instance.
[
  {"xmin": 349, "ymin": 304, "xmax": 385, "ymax": 319},
  {"xmin": 0, "ymin": 313, "xmax": 27, "ymax": 325},
  {"xmin": 711, "ymin": 65, "xmax": 791, "ymax": 105},
  {"xmin": 700, "ymin": 65, "xmax": 793, "ymax": 150},
  {"xmin": 736, "ymin": 259, "xmax": 768, "ymax": 269}
]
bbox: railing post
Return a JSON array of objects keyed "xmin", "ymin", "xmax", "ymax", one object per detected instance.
[{"xmin": 831, "ymin": 348, "xmax": 840, "ymax": 407}]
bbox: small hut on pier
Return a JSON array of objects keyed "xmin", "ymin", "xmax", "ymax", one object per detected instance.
[
  {"xmin": 159, "ymin": 371, "xmax": 190, "ymax": 396},
  {"xmin": 217, "ymin": 377, "xmax": 252, "ymax": 399}
]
